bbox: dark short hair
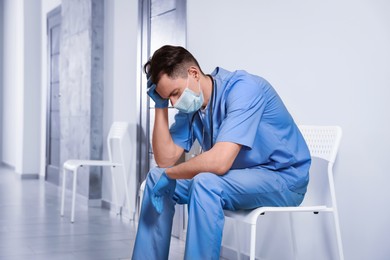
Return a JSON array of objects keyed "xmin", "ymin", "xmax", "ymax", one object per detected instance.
[{"xmin": 144, "ymin": 45, "xmax": 203, "ymax": 85}]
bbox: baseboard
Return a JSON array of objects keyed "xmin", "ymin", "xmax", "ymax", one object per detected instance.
[
  {"xmin": 56, "ymin": 183, "xmax": 102, "ymax": 208},
  {"xmin": 0, "ymin": 162, "xmax": 39, "ymax": 179},
  {"xmin": 20, "ymin": 173, "xmax": 39, "ymax": 179},
  {"xmin": 88, "ymin": 199, "xmax": 102, "ymax": 208},
  {"xmin": 101, "ymin": 199, "xmax": 135, "ymax": 221},
  {"xmin": 101, "ymin": 199, "xmax": 112, "ymax": 210},
  {"xmin": 221, "ymin": 245, "xmax": 250, "ymax": 260},
  {"xmin": 0, "ymin": 161, "xmax": 15, "ymax": 170}
]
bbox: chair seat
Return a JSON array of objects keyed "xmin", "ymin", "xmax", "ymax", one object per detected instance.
[
  {"xmin": 224, "ymin": 205, "xmax": 328, "ymax": 225},
  {"xmin": 63, "ymin": 160, "xmax": 121, "ymax": 171}
]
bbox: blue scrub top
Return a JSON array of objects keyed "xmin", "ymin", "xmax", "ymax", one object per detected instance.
[{"xmin": 169, "ymin": 67, "xmax": 311, "ymax": 193}]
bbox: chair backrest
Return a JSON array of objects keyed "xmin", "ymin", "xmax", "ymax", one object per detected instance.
[
  {"xmin": 298, "ymin": 125, "xmax": 342, "ymax": 163},
  {"xmin": 298, "ymin": 125, "xmax": 342, "ymax": 207},
  {"xmin": 106, "ymin": 121, "xmax": 137, "ymax": 216},
  {"xmin": 107, "ymin": 121, "xmax": 131, "ymax": 164},
  {"xmin": 108, "ymin": 121, "xmax": 130, "ymax": 140}
]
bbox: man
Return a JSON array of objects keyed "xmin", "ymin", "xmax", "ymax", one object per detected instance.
[{"xmin": 132, "ymin": 45, "xmax": 311, "ymax": 260}]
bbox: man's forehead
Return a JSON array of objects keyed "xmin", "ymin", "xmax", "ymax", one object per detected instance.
[
  {"xmin": 157, "ymin": 75, "xmax": 174, "ymax": 89},
  {"xmin": 156, "ymin": 75, "xmax": 182, "ymax": 97}
]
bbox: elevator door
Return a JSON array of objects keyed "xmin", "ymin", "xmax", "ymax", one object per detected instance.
[
  {"xmin": 139, "ymin": 0, "xmax": 187, "ymax": 240},
  {"xmin": 139, "ymin": 0, "xmax": 187, "ymax": 183},
  {"xmin": 149, "ymin": 0, "xmax": 186, "ymax": 168},
  {"xmin": 46, "ymin": 6, "xmax": 61, "ymax": 185}
]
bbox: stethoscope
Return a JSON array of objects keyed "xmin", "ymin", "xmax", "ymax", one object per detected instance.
[
  {"xmin": 209, "ymin": 75, "xmax": 215, "ymax": 148},
  {"xmin": 190, "ymin": 74, "xmax": 215, "ymax": 151}
]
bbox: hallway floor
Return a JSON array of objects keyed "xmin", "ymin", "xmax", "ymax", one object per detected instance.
[{"xmin": 0, "ymin": 165, "xmax": 185, "ymax": 260}]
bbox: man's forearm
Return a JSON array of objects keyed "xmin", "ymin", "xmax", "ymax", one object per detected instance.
[
  {"xmin": 152, "ymin": 108, "xmax": 183, "ymax": 167},
  {"xmin": 165, "ymin": 151, "xmax": 214, "ymax": 179},
  {"xmin": 166, "ymin": 142, "xmax": 241, "ymax": 179}
]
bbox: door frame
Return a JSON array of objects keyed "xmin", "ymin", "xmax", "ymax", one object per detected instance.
[{"xmin": 45, "ymin": 6, "xmax": 61, "ymax": 183}]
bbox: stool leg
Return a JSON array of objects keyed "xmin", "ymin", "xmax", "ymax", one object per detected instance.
[
  {"xmin": 60, "ymin": 168, "xmax": 67, "ymax": 216},
  {"xmin": 71, "ymin": 167, "xmax": 78, "ymax": 223}
]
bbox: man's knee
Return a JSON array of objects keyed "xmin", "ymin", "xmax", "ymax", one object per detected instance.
[
  {"xmin": 190, "ymin": 172, "xmax": 221, "ymax": 195},
  {"xmin": 189, "ymin": 172, "xmax": 225, "ymax": 212}
]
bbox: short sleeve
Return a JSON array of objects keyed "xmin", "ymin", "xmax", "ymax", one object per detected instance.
[
  {"xmin": 169, "ymin": 112, "xmax": 194, "ymax": 152},
  {"xmin": 216, "ymin": 77, "xmax": 266, "ymax": 149}
]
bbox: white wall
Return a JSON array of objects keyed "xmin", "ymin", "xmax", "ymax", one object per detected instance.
[
  {"xmin": 2, "ymin": 0, "xmax": 41, "ymax": 176},
  {"xmin": 2, "ymin": 0, "xmax": 23, "ymax": 168},
  {"xmin": 0, "ymin": 0, "xmax": 3, "ymax": 162},
  {"xmin": 188, "ymin": 0, "xmax": 390, "ymax": 259},
  {"xmin": 102, "ymin": 0, "xmax": 139, "ymax": 208},
  {"xmin": 22, "ymin": 0, "xmax": 41, "ymax": 175},
  {"xmin": 39, "ymin": 0, "xmax": 61, "ymax": 178}
]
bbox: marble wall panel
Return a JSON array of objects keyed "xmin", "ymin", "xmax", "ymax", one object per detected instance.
[
  {"xmin": 60, "ymin": 0, "xmax": 104, "ymax": 202},
  {"xmin": 61, "ymin": 0, "xmax": 91, "ymax": 39},
  {"xmin": 60, "ymin": 30, "xmax": 91, "ymax": 117}
]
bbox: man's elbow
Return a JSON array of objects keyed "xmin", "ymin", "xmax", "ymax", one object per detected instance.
[
  {"xmin": 154, "ymin": 156, "xmax": 177, "ymax": 168},
  {"xmin": 213, "ymin": 158, "xmax": 232, "ymax": 175},
  {"xmin": 207, "ymin": 142, "xmax": 240, "ymax": 175},
  {"xmin": 154, "ymin": 150, "xmax": 183, "ymax": 168}
]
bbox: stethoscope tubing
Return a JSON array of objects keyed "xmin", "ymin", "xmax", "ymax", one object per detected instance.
[{"xmin": 189, "ymin": 75, "xmax": 215, "ymax": 150}]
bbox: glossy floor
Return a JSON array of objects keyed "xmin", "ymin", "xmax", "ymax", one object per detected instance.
[{"xmin": 0, "ymin": 165, "xmax": 185, "ymax": 260}]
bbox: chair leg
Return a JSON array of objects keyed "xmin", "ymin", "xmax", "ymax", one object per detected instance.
[
  {"xmin": 122, "ymin": 168, "xmax": 132, "ymax": 220},
  {"xmin": 71, "ymin": 167, "xmax": 78, "ymax": 223},
  {"xmin": 234, "ymin": 220, "xmax": 242, "ymax": 260},
  {"xmin": 288, "ymin": 213, "xmax": 298, "ymax": 259},
  {"xmin": 249, "ymin": 223, "xmax": 256, "ymax": 260},
  {"xmin": 138, "ymin": 182, "xmax": 145, "ymax": 218},
  {"xmin": 111, "ymin": 166, "xmax": 120, "ymax": 215},
  {"xmin": 60, "ymin": 168, "xmax": 67, "ymax": 216},
  {"xmin": 332, "ymin": 212, "xmax": 344, "ymax": 260}
]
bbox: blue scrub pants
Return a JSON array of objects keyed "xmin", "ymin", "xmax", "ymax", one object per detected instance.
[{"xmin": 132, "ymin": 167, "xmax": 304, "ymax": 260}]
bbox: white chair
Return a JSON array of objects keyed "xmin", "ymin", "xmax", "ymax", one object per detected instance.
[
  {"xmin": 224, "ymin": 125, "xmax": 344, "ymax": 260},
  {"xmin": 139, "ymin": 180, "xmax": 146, "ymax": 216},
  {"xmin": 61, "ymin": 122, "xmax": 132, "ymax": 223}
]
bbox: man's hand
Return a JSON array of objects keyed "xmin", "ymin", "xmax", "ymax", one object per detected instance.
[
  {"xmin": 151, "ymin": 171, "xmax": 176, "ymax": 214},
  {"xmin": 147, "ymin": 78, "xmax": 169, "ymax": 108}
]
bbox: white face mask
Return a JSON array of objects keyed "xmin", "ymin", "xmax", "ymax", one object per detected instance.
[{"xmin": 174, "ymin": 77, "xmax": 204, "ymax": 113}]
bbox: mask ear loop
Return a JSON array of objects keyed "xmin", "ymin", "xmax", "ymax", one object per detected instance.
[
  {"xmin": 197, "ymin": 76, "xmax": 205, "ymax": 153},
  {"xmin": 189, "ymin": 74, "xmax": 202, "ymax": 96},
  {"xmin": 189, "ymin": 112, "xmax": 196, "ymax": 156},
  {"xmin": 174, "ymin": 77, "xmax": 190, "ymax": 107},
  {"xmin": 197, "ymin": 78, "xmax": 201, "ymax": 95}
]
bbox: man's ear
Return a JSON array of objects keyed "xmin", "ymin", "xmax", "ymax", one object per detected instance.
[{"xmin": 188, "ymin": 66, "xmax": 199, "ymax": 80}]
